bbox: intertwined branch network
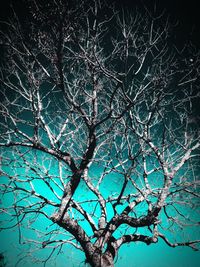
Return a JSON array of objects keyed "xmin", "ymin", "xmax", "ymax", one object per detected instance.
[{"xmin": 0, "ymin": 1, "xmax": 200, "ymax": 266}]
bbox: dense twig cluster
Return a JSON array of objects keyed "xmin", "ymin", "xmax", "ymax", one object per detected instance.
[{"xmin": 0, "ymin": 1, "xmax": 200, "ymax": 266}]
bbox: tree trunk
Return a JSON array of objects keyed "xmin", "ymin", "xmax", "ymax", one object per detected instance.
[{"xmin": 88, "ymin": 251, "xmax": 114, "ymax": 267}]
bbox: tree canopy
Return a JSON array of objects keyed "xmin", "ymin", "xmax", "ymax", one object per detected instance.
[{"xmin": 0, "ymin": 0, "xmax": 200, "ymax": 266}]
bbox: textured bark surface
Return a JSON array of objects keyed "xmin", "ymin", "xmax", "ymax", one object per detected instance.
[
  {"xmin": 85, "ymin": 250, "xmax": 114, "ymax": 267},
  {"xmin": 90, "ymin": 253, "xmax": 114, "ymax": 267}
]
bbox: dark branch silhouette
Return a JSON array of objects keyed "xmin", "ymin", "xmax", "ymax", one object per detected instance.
[{"xmin": 0, "ymin": 0, "xmax": 200, "ymax": 266}]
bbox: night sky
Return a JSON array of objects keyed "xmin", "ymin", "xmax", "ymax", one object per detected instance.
[
  {"xmin": 0, "ymin": 0, "xmax": 200, "ymax": 46},
  {"xmin": 0, "ymin": 0, "xmax": 200, "ymax": 266}
]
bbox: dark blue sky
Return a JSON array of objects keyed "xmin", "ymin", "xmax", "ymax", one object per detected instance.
[
  {"xmin": 1, "ymin": 0, "xmax": 199, "ymax": 47},
  {"xmin": 116, "ymin": 0, "xmax": 200, "ymax": 47}
]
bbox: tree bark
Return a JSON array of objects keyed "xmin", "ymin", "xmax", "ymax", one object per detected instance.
[{"xmin": 88, "ymin": 251, "xmax": 114, "ymax": 267}]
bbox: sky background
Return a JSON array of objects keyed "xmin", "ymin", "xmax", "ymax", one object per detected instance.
[{"xmin": 0, "ymin": 0, "xmax": 200, "ymax": 266}]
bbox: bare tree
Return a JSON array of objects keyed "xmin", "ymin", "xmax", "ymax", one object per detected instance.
[{"xmin": 0, "ymin": 0, "xmax": 200, "ymax": 266}]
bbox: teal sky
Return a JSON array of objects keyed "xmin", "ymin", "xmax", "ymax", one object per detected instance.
[
  {"xmin": 1, "ymin": 168, "xmax": 200, "ymax": 267},
  {"xmin": 1, "ymin": 228, "xmax": 200, "ymax": 267}
]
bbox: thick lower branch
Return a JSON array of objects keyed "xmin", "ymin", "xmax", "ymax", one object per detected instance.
[
  {"xmin": 51, "ymin": 213, "xmax": 94, "ymax": 261},
  {"xmin": 106, "ymin": 234, "xmax": 158, "ymax": 259}
]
